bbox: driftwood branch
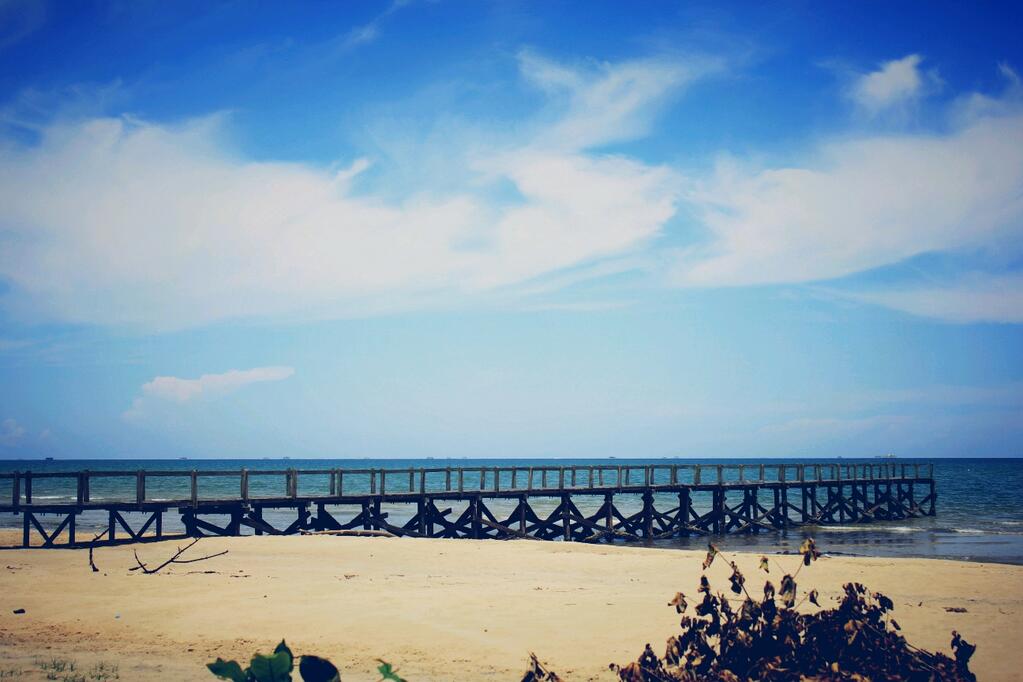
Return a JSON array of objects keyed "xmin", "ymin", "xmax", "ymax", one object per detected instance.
[
  {"xmin": 131, "ymin": 538, "xmax": 228, "ymax": 574},
  {"xmin": 87, "ymin": 529, "xmax": 105, "ymax": 573},
  {"xmin": 299, "ymin": 529, "xmax": 396, "ymax": 537}
]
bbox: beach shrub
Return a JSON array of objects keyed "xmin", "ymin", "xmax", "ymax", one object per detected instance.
[
  {"xmin": 207, "ymin": 640, "xmax": 340, "ymax": 682},
  {"xmin": 606, "ymin": 539, "xmax": 977, "ymax": 682},
  {"xmin": 207, "ymin": 643, "xmax": 408, "ymax": 682}
]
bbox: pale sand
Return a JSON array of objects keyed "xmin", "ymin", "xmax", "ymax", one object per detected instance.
[{"xmin": 1, "ymin": 534, "xmax": 1022, "ymax": 681}]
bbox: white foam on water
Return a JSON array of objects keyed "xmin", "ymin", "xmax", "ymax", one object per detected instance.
[{"xmin": 811, "ymin": 525, "xmax": 925, "ymax": 533}]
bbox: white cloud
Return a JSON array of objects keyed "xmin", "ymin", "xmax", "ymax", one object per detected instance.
[
  {"xmin": 0, "ymin": 54, "xmax": 701, "ymax": 330},
  {"xmin": 341, "ymin": 23, "xmax": 378, "ymax": 50},
  {"xmin": 838, "ymin": 272, "xmax": 1023, "ymax": 324},
  {"xmin": 142, "ymin": 366, "xmax": 295, "ymax": 402},
  {"xmin": 124, "ymin": 366, "xmax": 295, "ymax": 419},
  {"xmin": 476, "ymin": 151, "xmax": 677, "ymax": 287},
  {"xmin": 4, "ymin": 50, "xmax": 1019, "ymax": 329},
  {"xmin": 517, "ymin": 300, "xmax": 631, "ymax": 313},
  {"xmin": 519, "ymin": 50, "xmax": 715, "ymax": 149},
  {"xmin": 849, "ymin": 54, "xmax": 939, "ymax": 115},
  {"xmin": 335, "ymin": 0, "xmax": 411, "ymax": 52},
  {"xmin": 0, "ymin": 417, "xmax": 25, "ymax": 446},
  {"xmin": 667, "ymin": 62, "xmax": 1023, "ymax": 323},
  {"xmin": 674, "ymin": 103, "xmax": 1023, "ymax": 289}
]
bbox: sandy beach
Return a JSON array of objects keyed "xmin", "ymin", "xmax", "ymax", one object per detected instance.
[{"xmin": 1, "ymin": 534, "xmax": 1021, "ymax": 681}]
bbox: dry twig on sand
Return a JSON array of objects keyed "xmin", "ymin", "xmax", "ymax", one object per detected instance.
[
  {"xmin": 87, "ymin": 530, "xmax": 105, "ymax": 573},
  {"xmin": 131, "ymin": 538, "xmax": 228, "ymax": 574}
]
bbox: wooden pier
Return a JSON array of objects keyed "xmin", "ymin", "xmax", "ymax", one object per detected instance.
[{"xmin": 0, "ymin": 462, "xmax": 935, "ymax": 548}]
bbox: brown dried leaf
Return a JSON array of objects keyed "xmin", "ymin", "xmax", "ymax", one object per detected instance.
[
  {"xmin": 728, "ymin": 562, "xmax": 745, "ymax": 595},
  {"xmin": 638, "ymin": 643, "xmax": 658, "ymax": 669},
  {"xmin": 614, "ymin": 661, "xmax": 644, "ymax": 682},
  {"xmin": 663, "ymin": 635, "xmax": 683, "ymax": 665},
  {"xmin": 696, "ymin": 591, "xmax": 716, "ymax": 616},
  {"xmin": 873, "ymin": 592, "xmax": 894, "ymax": 612},
  {"xmin": 844, "ymin": 619, "xmax": 861, "ymax": 644},
  {"xmin": 703, "ymin": 543, "xmax": 719, "ymax": 570},
  {"xmin": 759, "ymin": 556, "xmax": 770, "ymax": 573},
  {"xmin": 799, "ymin": 537, "xmax": 821, "ymax": 566},
  {"xmin": 668, "ymin": 592, "xmax": 688, "ymax": 614},
  {"xmin": 779, "ymin": 574, "xmax": 797, "ymax": 608},
  {"xmin": 951, "ymin": 630, "xmax": 977, "ymax": 668}
]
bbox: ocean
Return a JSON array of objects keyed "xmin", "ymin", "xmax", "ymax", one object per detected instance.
[{"xmin": 2, "ymin": 457, "xmax": 1021, "ymax": 565}]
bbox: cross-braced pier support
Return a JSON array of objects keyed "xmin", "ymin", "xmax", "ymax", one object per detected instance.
[{"xmin": 3, "ymin": 463, "xmax": 936, "ymax": 547}]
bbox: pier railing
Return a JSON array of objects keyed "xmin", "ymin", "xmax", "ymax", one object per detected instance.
[{"xmin": 1, "ymin": 462, "xmax": 933, "ymax": 510}]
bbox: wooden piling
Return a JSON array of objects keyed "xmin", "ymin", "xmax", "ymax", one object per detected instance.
[{"xmin": 0, "ymin": 460, "xmax": 937, "ymax": 548}]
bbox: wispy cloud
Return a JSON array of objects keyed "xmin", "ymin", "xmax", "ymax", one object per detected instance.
[
  {"xmin": 336, "ymin": 0, "xmax": 412, "ymax": 52},
  {"xmin": 2, "ymin": 48, "xmax": 1021, "ymax": 330},
  {"xmin": 0, "ymin": 417, "xmax": 26, "ymax": 446},
  {"xmin": 0, "ymin": 52, "xmax": 710, "ymax": 330},
  {"xmin": 0, "ymin": 81, "xmax": 125, "ymax": 137},
  {"xmin": 0, "ymin": 0, "xmax": 47, "ymax": 50},
  {"xmin": 516, "ymin": 300, "xmax": 631, "ymax": 313},
  {"xmin": 672, "ymin": 65, "xmax": 1023, "ymax": 320},
  {"xmin": 124, "ymin": 366, "xmax": 295, "ymax": 420},
  {"xmin": 837, "ymin": 272, "xmax": 1023, "ymax": 324},
  {"xmin": 518, "ymin": 50, "xmax": 716, "ymax": 150},
  {"xmin": 141, "ymin": 366, "xmax": 295, "ymax": 402},
  {"xmin": 848, "ymin": 54, "xmax": 940, "ymax": 115}
]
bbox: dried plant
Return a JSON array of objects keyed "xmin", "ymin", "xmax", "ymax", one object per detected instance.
[
  {"xmin": 604, "ymin": 539, "xmax": 976, "ymax": 681},
  {"xmin": 520, "ymin": 654, "xmax": 562, "ymax": 682}
]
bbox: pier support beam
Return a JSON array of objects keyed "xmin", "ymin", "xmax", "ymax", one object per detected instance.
[{"xmin": 2, "ymin": 464, "xmax": 939, "ymax": 548}]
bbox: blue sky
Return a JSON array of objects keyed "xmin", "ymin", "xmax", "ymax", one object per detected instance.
[{"xmin": 0, "ymin": 0, "xmax": 1021, "ymax": 459}]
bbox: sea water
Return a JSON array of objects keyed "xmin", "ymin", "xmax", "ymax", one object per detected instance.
[{"xmin": 1, "ymin": 457, "xmax": 1021, "ymax": 565}]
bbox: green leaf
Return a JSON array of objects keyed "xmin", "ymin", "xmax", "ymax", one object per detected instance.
[
  {"xmin": 274, "ymin": 641, "xmax": 295, "ymax": 671},
  {"xmin": 207, "ymin": 658, "xmax": 247, "ymax": 682},
  {"xmin": 250, "ymin": 652, "xmax": 293, "ymax": 682},
  {"xmin": 376, "ymin": 660, "xmax": 406, "ymax": 682},
  {"xmin": 299, "ymin": 655, "xmax": 340, "ymax": 682}
]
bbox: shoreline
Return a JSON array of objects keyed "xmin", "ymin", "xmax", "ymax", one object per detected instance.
[
  {"xmin": 4, "ymin": 526, "xmax": 1023, "ymax": 567},
  {"xmin": 2, "ymin": 535, "xmax": 1022, "ymax": 680}
]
